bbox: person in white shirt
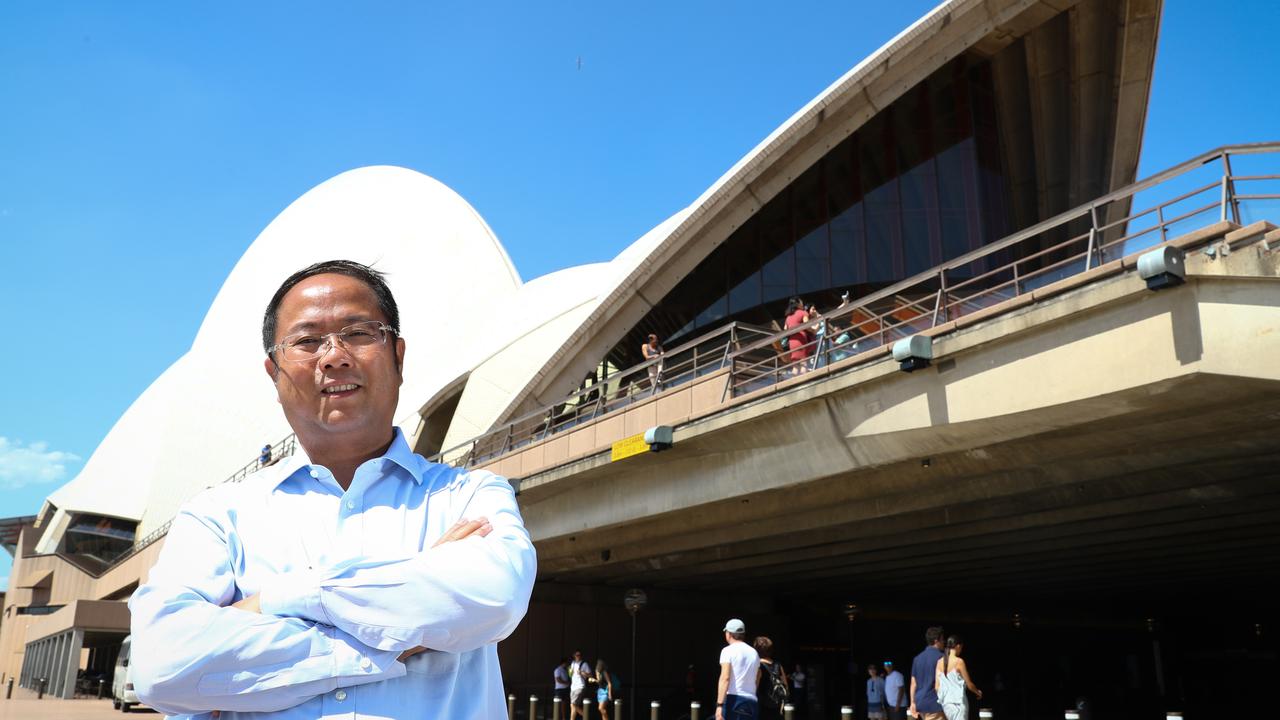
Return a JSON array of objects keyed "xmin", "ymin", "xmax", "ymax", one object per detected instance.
[
  {"xmin": 128, "ymin": 260, "xmax": 537, "ymax": 719},
  {"xmin": 883, "ymin": 660, "xmax": 907, "ymax": 720},
  {"xmin": 569, "ymin": 649, "xmax": 593, "ymax": 719},
  {"xmin": 554, "ymin": 658, "xmax": 572, "ymax": 718},
  {"xmin": 716, "ymin": 618, "xmax": 761, "ymax": 720}
]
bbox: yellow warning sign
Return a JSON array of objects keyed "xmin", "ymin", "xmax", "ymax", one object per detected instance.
[{"xmin": 610, "ymin": 433, "xmax": 650, "ymax": 462}]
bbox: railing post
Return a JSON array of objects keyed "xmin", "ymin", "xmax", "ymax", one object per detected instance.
[
  {"xmin": 6, "ymin": 677, "xmax": 12, "ymax": 699},
  {"xmin": 783, "ymin": 703, "xmax": 795, "ymax": 720},
  {"xmin": 1218, "ymin": 165, "xmax": 1228, "ymax": 221},
  {"xmin": 1222, "ymin": 151, "xmax": 1241, "ymax": 224},
  {"xmin": 553, "ymin": 695, "xmax": 563, "ymax": 720},
  {"xmin": 689, "ymin": 700, "xmax": 700, "ymax": 720},
  {"xmin": 614, "ymin": 697, "xmax": 623, "ymax": 719},
  {"xmin": 650, "ymin": 699, "xmax": 661, "ymax": 720},
  {"xmin": 1084, "ymin": 226, "xmax": 1097, "ymax": 270},
  {"xmin": 508, "ymin": 693, "xmax": 517, "ymax": 719},
  {"xmin": 530, "ymin": 694, "xmax": 539, "ymax": 720}
]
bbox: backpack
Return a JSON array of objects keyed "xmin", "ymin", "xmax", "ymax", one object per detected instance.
[{"xmin": 765, "ymin": 661, "xmax": 789, "ymax": 706}]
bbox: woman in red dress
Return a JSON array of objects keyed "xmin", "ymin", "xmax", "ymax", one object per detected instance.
[{"xmin": 783, "ymin": 297, "xmax": 812, "ymax": 374}]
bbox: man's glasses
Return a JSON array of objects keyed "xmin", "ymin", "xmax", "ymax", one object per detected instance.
[{"xmin": 269, "ymin": 320, "xmax": 398, "ymax": 363}]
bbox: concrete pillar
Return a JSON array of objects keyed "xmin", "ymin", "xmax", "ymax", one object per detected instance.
[
  {"xmin": 58, "ymin": 629, "xmax": 84, "ymax": 699},
  {"xmin": 50, "ymin": 633, "xmax": 66, "ymax": 698}
]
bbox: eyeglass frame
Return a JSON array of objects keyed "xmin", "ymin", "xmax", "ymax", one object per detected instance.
[{"xmin": 267, "ymin": 320, "xmax": 400, "ymax": 363}]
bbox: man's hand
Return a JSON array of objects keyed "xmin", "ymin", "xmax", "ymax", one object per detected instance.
[
  {"xmin": 432, "ymin": 517, "xmax": 492, "ymax": 547},
  {"xmin": 231, "ymin": 594, "xmax": 261, "ymax": 613},
  {"xmin": 715, "ymin": 707, "xmax": 724, "ymax": 720},
  {"xmin": 397, "ymin": 646, "xmax": 428, "ymax": 663}
]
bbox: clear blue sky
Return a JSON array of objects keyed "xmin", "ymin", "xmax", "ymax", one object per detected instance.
[{"xmin": 1, "ymin": 1, "xmax": 1277, "ymax": 589}]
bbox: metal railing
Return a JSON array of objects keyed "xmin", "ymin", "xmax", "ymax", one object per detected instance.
[
  {"xmin": 437, "ymin": 142, "xmax": 1280, "ymax": 469},
  {"xmin": 434, "ymin": 321, "xmax": 776, "ymax": 466}
]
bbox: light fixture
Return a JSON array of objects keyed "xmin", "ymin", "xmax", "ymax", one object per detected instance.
[
  {"xmin": 1137, "ymin": 246, "xmax": 1185, "ymax": 290},
  {"xmin": 644, "ymin": 425, "xmax": 673, "ymax": 452},
  {"xmin": 892, "ymin": 335, "xmax": 932, "ymax": 372}
]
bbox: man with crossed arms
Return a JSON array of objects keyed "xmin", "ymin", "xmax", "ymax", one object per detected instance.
[{"xmin": 129, "ymin": 260, "xmax": 537, "ymax": 718}]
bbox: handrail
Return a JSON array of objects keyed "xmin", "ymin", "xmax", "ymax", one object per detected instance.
[{"xmin": 437, "ymin": 142, "xmax": 1280, "ymax": 469}]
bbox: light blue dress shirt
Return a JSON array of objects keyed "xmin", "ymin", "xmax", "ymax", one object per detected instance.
[{"xmin": 128, "ymin": 428, "xmax": 537, "ymax": 719}]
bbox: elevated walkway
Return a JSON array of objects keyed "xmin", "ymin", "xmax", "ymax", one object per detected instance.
[{"xmin": 515, "ymin": 218, "xmax": 1280, "ymax": 597}]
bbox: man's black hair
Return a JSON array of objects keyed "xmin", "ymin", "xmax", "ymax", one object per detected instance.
[
  {"xmin": 262, "ymin": 259, "xmax": 400, "ymax": 358},
  {"xmin": 925, "ymin": 626, "xmax": 945, "ymax": 645}
]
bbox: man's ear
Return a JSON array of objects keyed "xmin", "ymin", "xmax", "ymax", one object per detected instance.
[
  {"xmin": 263, "ymin": 356, "xmax": 279, "ymax": 383},
  {"xmin": 394, "ymin": 336, "xmax": 406, "ymax": 380}
]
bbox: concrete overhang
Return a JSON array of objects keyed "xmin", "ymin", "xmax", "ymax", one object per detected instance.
[
  {"xmin": 17, "ymin": 569, "xmax": 52, "ymax": 590},
  {"xmin": 23, "ymin": 600, "xmax": 131, "ymax": 644}
]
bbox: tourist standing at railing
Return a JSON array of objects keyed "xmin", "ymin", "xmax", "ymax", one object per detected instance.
[
  {"xmin": 642, "ymin": 333, "xmax": 664, "ymax": 395},
  {"xmin": 128, "ymin": 260, "xmax": 537, "ymax": 719},
  {"xmin": 807, "ymin": 304, "xmax": 827, "ymax": 370},
  {"xmin": 783, "ymin": 298, "xmax": 812, "ymax": 376},
  {"xmin": 258, "ymin": 443, "xmax": 272, "ymax": 467}
]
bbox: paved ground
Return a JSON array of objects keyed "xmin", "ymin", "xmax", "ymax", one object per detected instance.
[{"xmin": 0, "ymin": 686, "xmax": 158, "ymax": 719}]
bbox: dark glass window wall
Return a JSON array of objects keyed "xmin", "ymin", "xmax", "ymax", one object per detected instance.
[{"xmin": 613, "ymin": 55, "xmax": 1009, "ymax": 368}]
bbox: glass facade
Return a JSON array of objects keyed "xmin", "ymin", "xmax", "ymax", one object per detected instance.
[{"xmin": 613, "ymin": 55, "xmax": 1009, "ymax": 368}]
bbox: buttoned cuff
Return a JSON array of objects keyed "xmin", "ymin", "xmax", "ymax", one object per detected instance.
[
  {"xmin": 326, "ymin": 625, "xmax": 406, "ymax": 685},
  {"xmin": 258, "ymin": 570, "xmax": 329, "ymax": 625}
]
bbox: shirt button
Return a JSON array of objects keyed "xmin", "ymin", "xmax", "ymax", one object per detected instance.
[
  {"xmin": 346, "ymin": 500, "xmax": 355, "ymax": 510},
  {"xmin": 360, "ymin": 657, "xmax": 372, "ymax": 670},
  {"xmin": 334, "ymin": 689, "xmax": 348, "ymax": 701},
  {"xmin": 309, "ymin": 469, "xmax": 319, "ymax": 479}
]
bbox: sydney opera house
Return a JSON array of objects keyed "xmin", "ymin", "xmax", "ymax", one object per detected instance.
[{"xmin": 5, "ymin": 0, "xmax": 1280, "ymax": 717}]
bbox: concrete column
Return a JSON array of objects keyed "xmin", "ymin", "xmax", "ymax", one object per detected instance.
[
  {"xmin": 58, "ymin": 629, "xmax": 84, "ymax": 699},
  {"xmin": 50, "ymin": 633, "xmax": 66, "ymax": 697}
]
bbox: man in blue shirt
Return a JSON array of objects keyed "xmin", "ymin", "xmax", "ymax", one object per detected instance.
[
  {"xmin": 129, "ymin": 260, "xmax": 537, "ymax": 718},
  {"xmin": 909, "ymin": 626, "xmax": 946, "ymax": 720}
]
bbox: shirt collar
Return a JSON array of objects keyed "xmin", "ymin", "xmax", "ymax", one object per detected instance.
[{"xmin": 274, "ymin": 427, "xmax": 424, "ymax": 488}]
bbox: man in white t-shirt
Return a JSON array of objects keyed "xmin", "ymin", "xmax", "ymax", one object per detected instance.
[
  {"xmin": 553, "ymin": 657, "xmax": 572, "ymax": 719},
  {"xmin": 716, "ymin": 618, "xmax": 761, "ymax": 720},
  {"xmin": 569, "ymin": 650, "xmax": 592, "ymax": 719},
  {"xmin": 883, "ymin": 660, "xmax": 907, "ymax": 720}
]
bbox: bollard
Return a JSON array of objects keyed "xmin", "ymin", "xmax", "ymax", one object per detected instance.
[
  {"xmin": 615, "ymin": 697, "xmax": 623, "ymax": 719},
  {"xmin": 650, "ymin": 699, "xmax": 661, "ymax": 720},
  {"xmin": 689, "ymin": 700, "xmax": 701, "ymax": 720},
  {"xmin": 583, "ymin": 696, "xmax": 592, "ymax": 719},
  {"xmin": 554, "ymin": 695, "xmax": 563, "ymax": 720},
  {"xmin": 37, "ymin": 678, "xmax": 46, "ymax": 700},
  {"xmin": 783, "ymin": 703, "xmax": 795, "ymax": 720},
  {"xmin": 530, "ymin": 694, "xmax": 540, "ymax": 720},
  {"xmin": 841, "ymin": 706, "xmax": 854, "ymax": 719},
  {"xmin": 1166, "ymin": 714, "xmax": 1183, "ymax": 720},
  {"xmin": 6, "ymin": 678, "xmax": 12, "ymax": 699},
  {"xmin": 508, "ymin": 693, "xmax": 517, "ymax": 719},
  {"xmin": 979, "ymin": 710, "xmax": 994, "ymax": 719},
  {"xmin": 98, "ymin": 678, "xmax": 107, "ymax": 699},
  {"xmin": 1065, "ymin": 712, "xmax": 1081, "ymax": 720}
]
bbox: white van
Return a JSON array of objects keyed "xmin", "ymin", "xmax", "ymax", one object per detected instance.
[{"xmin": 112, "ymin": 635, "xmax": 141, "ymax": 712}]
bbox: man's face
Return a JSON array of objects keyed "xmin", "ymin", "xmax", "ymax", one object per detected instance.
[{"xmin": 264, "ymin": 273, "xmax": 405, "ymax": 445}]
